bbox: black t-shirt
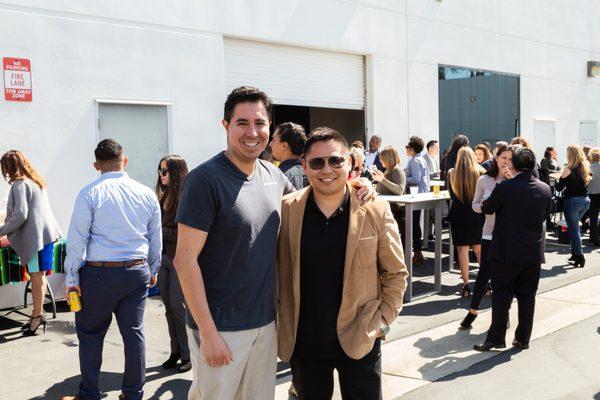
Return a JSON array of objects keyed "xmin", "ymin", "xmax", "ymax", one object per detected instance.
[
  {"xmin": 294, "ymin": 191, "xmax": 350, "ymax": 358},
  {"xmin": 555, "ymin": 169, "xmax": 587, "ymax": 198},
  {"xmin": 176, "ymin": 152, "xmax": 294, "ymax": 331}
]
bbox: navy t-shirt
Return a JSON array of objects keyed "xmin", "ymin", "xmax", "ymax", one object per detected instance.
[{"xmin": 176, "ymin": 152, "xmax": 294, "ymax": 331}]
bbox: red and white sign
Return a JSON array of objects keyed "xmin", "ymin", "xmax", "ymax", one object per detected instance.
[{"xmin": 3, "ymin": 58, "xmax": 32, "ymax": 102}]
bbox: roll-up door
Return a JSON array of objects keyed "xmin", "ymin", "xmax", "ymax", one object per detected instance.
[{"xmin": 224, "ymin": 38, "xmax": 365, "ymax": 110}]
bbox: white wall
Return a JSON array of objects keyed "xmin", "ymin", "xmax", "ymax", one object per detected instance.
[{"xmin": 1, "ymin": 0, "xmax": 600, "ymax": 233}]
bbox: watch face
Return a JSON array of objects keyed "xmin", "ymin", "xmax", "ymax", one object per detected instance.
[{"xmin": 381, "ymin": 324, "xmax": 391, "ymax": 335}]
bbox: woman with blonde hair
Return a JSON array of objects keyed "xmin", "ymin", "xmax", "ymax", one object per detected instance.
[
  {"xmin": 372, "ymin": 146, "xmax": 406, "ymax": 196},
  {"xmin": 555, "ymin": 145, "xmax": 591, "ymax": 267},
  {"xmin": 348, "ymin": 146, "xmax": 367, "ymax": 180},
  {"xmin": 447, "ymin": 147, "xmax": 486, "ymax": 296},
  {"xmin": 587, "ymin": 147, "xmax": 600, "ymax": 246},
  {"xmin": 0, "ymin": 150, "xmax": 61, "ymax": 335},
  {"xmin": 372, "ymin": 146, "xmax": 407, "ymax": 241}
]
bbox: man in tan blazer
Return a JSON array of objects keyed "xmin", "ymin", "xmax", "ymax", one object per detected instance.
[{"xmin": 277, "ymin": 127, "xmax": 408, "ymax": 400}]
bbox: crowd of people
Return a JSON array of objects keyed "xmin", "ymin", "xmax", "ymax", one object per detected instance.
[{"xmin": 0, "ymin": 84, "xmax": 599, "ymax": 400}]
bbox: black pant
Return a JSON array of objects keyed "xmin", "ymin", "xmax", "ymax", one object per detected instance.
[
  {"xmin": 412, "ymin": 210, "xmax": 423, "ymax": 251},
  {"xmin": 76, "ymin": 265, "xmax": 150, "ymax": 400},
  {"xmin": 486, "ymin": 261, "xmax": 541, "ymax": 345},
  {"xmin": 290, "ymin": 339, "xmax": 382, "ymax": 400},
  {"xmin": 589, "ymin": 193, "xmax": 600, "ymax": 243},
  {"xmin": 158, "ymin": 255, "xmax": 190, "ymax": 360},
  {"xmin": 470, "ymin": 239, "xmax": 491, "ymax": 310}
]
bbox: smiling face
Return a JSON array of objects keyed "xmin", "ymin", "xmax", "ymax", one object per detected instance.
[
  {"xmin": 369, "ymin": 136, "xmax": 381, "ymax": 152},
  {"xmin": 222, "ymin": 101, "xmax": 270, "ymax": 165},
  {"xmin": 303, "ymin": 140, "xmax": 350, "ymax": 197}
]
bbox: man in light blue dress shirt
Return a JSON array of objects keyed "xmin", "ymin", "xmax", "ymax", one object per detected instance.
[
  {"xmin": 405, "ymin": 135, "xmax": 430, "ymax": 264},
  {"xmin": 62, "ymin": 139, "xmax": 162, "ymax": 400}
]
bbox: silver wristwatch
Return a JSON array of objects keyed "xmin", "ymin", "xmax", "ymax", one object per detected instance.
[{"xmin": 380, "ymin": 322, "xmax": 390, "ymax": 336}]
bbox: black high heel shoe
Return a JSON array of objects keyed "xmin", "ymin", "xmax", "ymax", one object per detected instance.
[
  {"xmin": 22, "ymin": 315, "xmax": 46, "ymax": 336},
  {"xmin": 21, "ymin": 315, "xmax": 33, "ymax": 331},
  {"xmin": 461, "ymin": 284, "xmax": 471, "ymax": 297},
  {"xmin": 459, "ymin": 311, "xmax": 477, "ymax": 330},
  {"xmin": 573, "ymin": 254, "xmax": 586, "ymax": 268}
]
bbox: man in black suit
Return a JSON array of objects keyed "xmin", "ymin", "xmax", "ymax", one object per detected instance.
[{"xmin": 474, "ymin": 147, "xmax": 552, "ymax": 351}]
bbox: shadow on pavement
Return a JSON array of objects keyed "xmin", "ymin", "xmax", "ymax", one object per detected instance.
[
  {"xmin": 434, "ymin": 348, "xmax": 519, "ymax": 382},
  {"xmin": 412, "ymin": 329, "xmax": 490, "ymax": 381},
  {"xmin": 30, "ymin": 366, "xmax": 181, "ymax": 400}
]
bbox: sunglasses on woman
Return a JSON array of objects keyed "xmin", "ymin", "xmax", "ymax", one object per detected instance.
[
  {"xmin": 306, "ymin": 156, "xmax": 347, "ymax": 170},
  {"xmin": 158, "ymin": 168, "xmax": 169, "ymax": 176}
]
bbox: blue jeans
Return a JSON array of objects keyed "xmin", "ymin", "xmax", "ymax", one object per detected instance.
[{"xmin": 564, "ymin": 196, "xmax": 591, "ymax": 255}]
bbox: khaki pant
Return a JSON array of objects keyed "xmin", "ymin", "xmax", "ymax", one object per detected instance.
[{"xmin": 186, "ymin": 321, "xmax": 277, "ymax": 400}]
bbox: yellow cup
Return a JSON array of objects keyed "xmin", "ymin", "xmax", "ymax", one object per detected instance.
[
  {"xmin": 433, "ymin": 185, "xmax": 440, "ymax": 196},
  {"xmin": 68, "ymin": 290, "xmax": 82, "ymax": 312}
]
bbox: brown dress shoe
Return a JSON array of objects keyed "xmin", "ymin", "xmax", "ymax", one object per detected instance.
[{"xmin": 412, "ymin": 251, "xmax": 424, "ymax": 265}]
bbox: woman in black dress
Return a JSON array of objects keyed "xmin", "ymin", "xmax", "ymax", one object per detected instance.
[{"xmin": 447, "ymin": 147, "xmax": 486, "ymax": 296}]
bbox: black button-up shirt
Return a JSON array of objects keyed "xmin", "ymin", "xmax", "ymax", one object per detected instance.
[{"xmin": 294, "ymin": 190, "xmax": 350, "ymax": 358}]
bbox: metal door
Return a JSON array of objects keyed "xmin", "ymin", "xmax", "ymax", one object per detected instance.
[{"xmin": 98, "ymin": 103, "xmax": 169, "ymax": 189}]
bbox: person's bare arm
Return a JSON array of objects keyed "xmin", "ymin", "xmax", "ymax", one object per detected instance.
[{"xmin": 173, "ymin": 223, "xmax": 233, "ymax": 367}]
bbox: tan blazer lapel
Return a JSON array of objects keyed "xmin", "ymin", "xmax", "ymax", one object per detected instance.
[
  {"xmin": 288, "ymin": 188, "xmax": 312, "ymax": 310},
  {"xmin": 343, "ymin": 185, "xmax": 366, "ymax": 285}
]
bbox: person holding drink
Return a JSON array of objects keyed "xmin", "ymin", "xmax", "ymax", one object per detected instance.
[{"xmin": 61, "ymin": 139, "xmax": 162, "ymax": 400}]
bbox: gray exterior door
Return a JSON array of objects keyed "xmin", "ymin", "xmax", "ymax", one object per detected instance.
[
  {"xmin": 98, "ymin": 103, "xmax": 169, "ymax": 189},
  {"xmin": 438, "ymin": 73, "xmax": 519, "ymax": 152}
]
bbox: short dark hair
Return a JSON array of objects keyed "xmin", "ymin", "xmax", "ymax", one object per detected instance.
[
  {"xmin": 95, "ymin": 139, "xmax": 123, "ymax": 162},
  {"xmin": 303, "ymin": 127, "xmax": 348, "ymax": 157},
  {"xmin": 544, "ymin": 146, "xmax": 555, "ymax": 159},
  {"xmin": 512, "ymin": 147, "xmax": 536, "ymax": 172},
  {"xmin": 426, "ymin": 140, "xmax": 438, "ymax": 150},
  {"xmin": 223, "ymin": 86, "xmax": 272, "ymax": 123},
  {"xmin": 407, "ymin": 136, "xmax": 425, "ymax": 153},
  {"xmin": 274, "ymin": 122, "xmax": 307, "ymax": 156}
]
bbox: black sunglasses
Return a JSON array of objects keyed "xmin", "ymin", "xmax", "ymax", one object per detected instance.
[
  {"xmin": 306, "ymin": 156, "xmax": 347, "ymax": 170},
  {"xmin": 158, "ymin": 168, "xmax": 169, "ymax": 176}
]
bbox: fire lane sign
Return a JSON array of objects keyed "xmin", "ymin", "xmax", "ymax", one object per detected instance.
[{"xmin": 3, "ymin": 58, "xmax": 32, "ymax": 102}]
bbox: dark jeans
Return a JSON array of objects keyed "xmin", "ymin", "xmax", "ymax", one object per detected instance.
[
  {"xmin": 486, "ymin": 261, "xmax": 541, "ymax": 346},
  {"xmin": 589, "ymin": 194, "xmax": 600, "ymax": 243},
  {"xmin": 76, "ymin": 264, "xmax": 150, "ymax": 400},
  {"xmin": 290, "ymin": 339, "xmax": 382, "ymax": 400},
  {"xmin": 159, "ymin": 255, "xmax": 190, "ymax": 360},
  {"xmin": 564, "ymin": 196, "xmax": 591, "ymax": 255},
  {"xmin": 470, "ymin": 239, "xmax": 491, "ymax": 310}
]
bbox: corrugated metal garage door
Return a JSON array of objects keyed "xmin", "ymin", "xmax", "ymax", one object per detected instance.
[{"xmin": 224, "ymin": 38, "xmax": 365, "ymax": 110}]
